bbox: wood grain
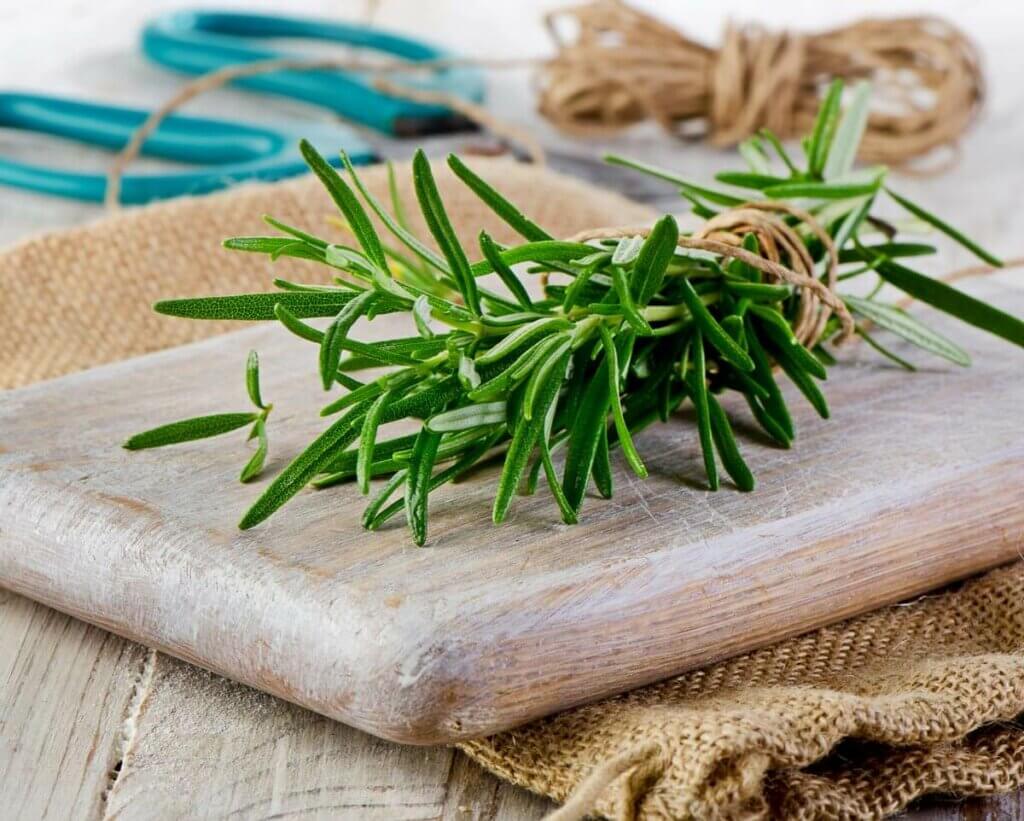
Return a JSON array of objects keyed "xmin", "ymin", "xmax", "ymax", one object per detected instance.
[
  {"xmin": 0, "ymin": 589, "xmax": 147, "ymax": 820},
  {"xmin": 101, "ymin": 653, "xmax": 554, "ymax": 820},
  {"xmin": 1, "ymin": 275, "xmax": 1022, "ymax": 745},
  {"xmin": 0, "ymin": 588, "xmax": 555, "ymax": 821}
]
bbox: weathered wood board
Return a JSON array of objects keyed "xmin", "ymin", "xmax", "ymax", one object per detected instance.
[{"xmin": 1, "ymin": 275, "xmax": 1022, "ymax": 745}]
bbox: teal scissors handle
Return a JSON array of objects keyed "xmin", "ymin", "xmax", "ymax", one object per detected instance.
[
  {"xmin": 142, "ymin": 10, "xmax": 485, "ymax": 136},
  {"xmin": 0, "ymin": 93, "xmax": 375, "ymax": 204}
]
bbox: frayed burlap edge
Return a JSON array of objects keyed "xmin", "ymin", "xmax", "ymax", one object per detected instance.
[{"xmin": 461, "ymin": 563, "xmax": 1024, "ymax": 819}]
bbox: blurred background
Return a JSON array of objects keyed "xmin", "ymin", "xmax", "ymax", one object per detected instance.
[{"xmin": 1, "ymin": 0, "xmax": 1022, "ymax": 256}]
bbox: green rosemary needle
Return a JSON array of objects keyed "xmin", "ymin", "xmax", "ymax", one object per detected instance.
[{"xmin": 131, "ymin": 82, "xmax": 1024, "ymax": 546}]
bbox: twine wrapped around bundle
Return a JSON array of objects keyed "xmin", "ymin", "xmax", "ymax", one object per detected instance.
[
  {"xmin": 539, "ymin": 1, "xmax": 984, "ymax": 165},
  {"xmin": 565, "ymin": 201, "xmax": 854, "ymax": 347}
]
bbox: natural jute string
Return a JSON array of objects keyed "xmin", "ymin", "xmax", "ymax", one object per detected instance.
[
  {"xmin": 565, "ymin": 201, "xmax": 854, "ymax": 347},
  {"xmin": 540, "ymin": 1, "xmax": 983, "ymax": 166},
  {"xmin": 104, "ymin": 1, "xmax": 983, "ymax": 207},
  {"xmin": 103, "ymin": 55, "xmax": 545, "ymax": 208}
]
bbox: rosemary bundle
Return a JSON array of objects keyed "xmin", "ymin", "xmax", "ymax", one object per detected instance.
[{"xmin": 127, "ymin": 82, "xmax": 1023, "ymax": 545}]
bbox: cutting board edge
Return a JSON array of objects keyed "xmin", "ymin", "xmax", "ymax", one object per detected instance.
[
  {"xmin": 2, "ymin": 446, "xmax": 1022, "ymax": 745},
  {"xmin": 414, "ymin": 450, "xmax": 1024, "ymax": 742}
]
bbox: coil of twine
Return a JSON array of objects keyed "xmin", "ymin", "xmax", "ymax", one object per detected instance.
[
  {"xmin": 105, "ymin": 1, "xmax": 984, "ymax": 206},
  {"xmin": 539, "ymin": 1, "xmax": 983, "ymax": 166}
]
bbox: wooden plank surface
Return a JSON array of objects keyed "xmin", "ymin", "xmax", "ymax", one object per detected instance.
[
  {"xmin": 0, "ymin": 589, "xmax": 556, "ymax": 821},
  {"xmin": 2, "ymin": 272, "xmax": 1023, "ymax": 746},
  {"xmin": 100, "ymin": 652, "xmax": 555, "ymax": 820},
  {"xmin": 0, "ymin": 591, "xmax": 146, "ymax": 820}
]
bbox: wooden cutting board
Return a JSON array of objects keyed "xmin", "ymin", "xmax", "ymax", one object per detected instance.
[{"xmin": 1, "ymin": 274, "xmax": 1022, "ymax": 745}]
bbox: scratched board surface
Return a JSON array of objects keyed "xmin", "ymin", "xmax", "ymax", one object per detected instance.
[{"xmin": 1, "ymin": 275, "xmax": 1022, "ymax": 744}]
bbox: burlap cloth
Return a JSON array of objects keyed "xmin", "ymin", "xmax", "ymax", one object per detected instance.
[{"xmin": 3, "ymin": 159, "xmax": 1023, "ymax": 819}]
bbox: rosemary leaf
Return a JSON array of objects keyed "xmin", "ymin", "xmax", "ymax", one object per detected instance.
[
  {"xmin": 876, "ymin": 261, "xmax": 1024, "ymax": 348},
  {"xmin": 427, "ymin": 402, "xmax": 507, "ymax": 433},
  {"xmin": 824, "ymin": 81, "xmax": 871, "ymax": 180},
  {"xmin": 806, "ymin": 78, "xmax": 844, "ymax": 178},
  {"xmin": 632, "ymin": 215, "xmax": 679, "ymax": 306},
  {"xmin": 405, "ymin": 427, "xmax": 443, "ymax": 545},
  {"xmin": 707, "ymin": 395, "xmax": 755, "ymax": 492},
  {"xmin": 714, "ymin": 171, "xmax": 789, "ymax": 190},
  {"xmin": 738, "ymin": 137, "xmax": 771, "ymax": 175},
  {"xmin": 469, "ymin": 240, "xmax": 597, "ymax": 276},
  {"xmin": 523, "ymin": 338, "xmax": 572, "ymax": 421},
  {"xmin": 239, "ymin": 418, "xmax": 269, "ymax": 483},
  {"xmin": 856, "ymin": 327, "xmax": 918, "ymax": 371},
  {"xmin": 762, "ymin": 181, "xmax": 879, "ymax": 200},
  {"xmin": 124, "ymin": 412, "xmax": 258, "ymax": 450},
  {"xmin": 239, "ymin": 405, "xmax": 366, "ymax": 530},
  {"xmin": 479, "ymin": 231, "xmax": 534, "ymax": 310},
  {"xmin": 838, "ymin": 242, "xmax": 936, "ymax": 263},
  {"xmin": 412, "ymin": 150, "xmax": 481, "ymax": 315},
  {"xmin": 448, "ymin": 154, "xmax": 552, "ymax": 242},
  {"xmin": 561, "ymin": 358, "xmax": 611, "ymax": 514},
  {"xmin": 772, "ymin": 342, "xmax": 831, "ymax": 419},
  {"xmin": 245, "ymin": 350, "xmax": 265, "ymax": 409},
  {"xmin": 843, "ymin": 294, "xmax": 970, "ymax": 366},
  {"xmin": 155, "ymin": 291, "xmax": 383, "ymax": 321},
  {"xmin": 341, "ymin": 152, "xmax": 451, "ymax": 276},
  {"xmin": 745, "ymin": 319, "xmax": 795, "ymax": 442},
  {"xmin": 493, "ymin": 348, "xmax": 569, "ymax": 522},
  {"xmin": 320, "ymin": 291, "xmax": 378, "ymax": 390},
  {"xmin": 224, "ymin": 237, "xmax": 324, "ymax": 262},
  {"xmin": 687, "ymin": 332, "xmax": 718, "ymax": 490},
  {"xmin": 591, "ymin": 426, "xmax": 614, "ymax": 499},
  {"xmin": 886, "ymin": 188, "xmax": 1002, "ymax": 267},
  {"xmin": 361, "ymin": 469, "xmax": 408, "ymax": 528},
  {"xmin": 598, "ymin": 325, "xmax": 647, "ymax": 478},
  {"xmin": 758, "ymin": 128, "xmax": 799, "ymax": 175},
  {"xmin": 749, "ymin": 306, "xmax": 828, "ymax": 380},
  {"xmin": 610, "ymin": 266, "xmax": 654, "ymax": 335},
  {"xmin": 477, "ymin": 317, "xmax": 571, "ymax": 365},
  {"xmin": 299, "ymin": 140, "xmax": 387, "ymax": 272},
  {"xmin": 679, "ymin": 279, "xmax": 754, "ymax": 372},
  {"xmin": 357, "ymin": 391, "xmax": 392, "ymax": 495},
  {"xmin": 263, "ymin": 215, "xmax": 329, "ymax": 248}
]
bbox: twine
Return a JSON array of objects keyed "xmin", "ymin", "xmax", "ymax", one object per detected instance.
[
  {"xmin": 103, "ymin": 55, "xmax": 544, "ymax": 208},
  {"xmin": 565, "ymin": 202, "xmax": 855, "ymax": 347},
  {"xmin": 104, "ymin": 1, "xmax": 983, "ymax": 207},
  {"xmin": 540, "ymin": 1, "xmax": 983, "ymax": 166}
]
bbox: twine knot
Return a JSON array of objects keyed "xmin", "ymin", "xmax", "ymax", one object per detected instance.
[{"xmin": 539, "ymin": 1, "xmax": 983, "ymax": 166}]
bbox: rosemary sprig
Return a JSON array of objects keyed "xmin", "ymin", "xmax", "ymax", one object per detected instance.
[
  {"xmin": 124, "ymin": 350, "xmax": 273, "ymax": 484},
  {"xmin": 130, "ymin": 82, "xmax": 1024, "ymax": 545}
]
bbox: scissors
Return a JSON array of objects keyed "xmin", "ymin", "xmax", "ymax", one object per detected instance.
[{"xmin": 0, "ymin": 10, "xmax": 485, "ymax": 205}]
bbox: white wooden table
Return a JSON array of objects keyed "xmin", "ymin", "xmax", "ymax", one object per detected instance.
[{"xmin": 2, "ymin": 1, "xmax": 1023, "ymax": 818}]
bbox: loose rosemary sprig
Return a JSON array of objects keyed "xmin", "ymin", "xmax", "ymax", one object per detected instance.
[
  {"xmin": 128, "ymin": 81, "xmax": 1024, "ymax": 545},
  {"xmin": 124, "ymin": 349, "xmax": 273, "ymax": 484}
]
